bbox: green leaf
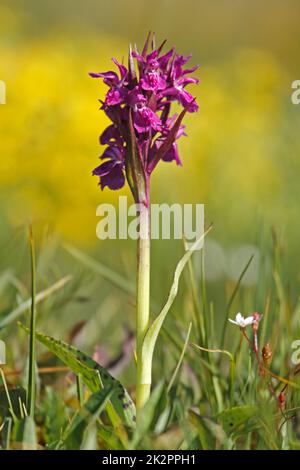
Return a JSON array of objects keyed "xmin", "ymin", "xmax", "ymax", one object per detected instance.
[
  {"xmin": 18, "ymin": 323, "xmax": 136, "ymax": 429},
  {"xmin": 167, "ymin": 322, "xmax": 192, "ymax": 393},
  {"xmin": 218, "ymin": 405, "xmax": 258, "ymax": 435},
  {"xmin": 62, "ymin": 386, "xmax": 113, "ymax": 450},
  {"xmin": 140, "ymin": 226, "xmax": 212, "ymax": 386}
]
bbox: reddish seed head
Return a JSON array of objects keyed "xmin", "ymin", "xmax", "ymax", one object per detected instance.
[
  {"xmin": 262, "ymin": 342, "xmax": 272, "ymax": 366},
  {"xmin": 278, "ymin": 391, "xmax": 286, "ymax": 410}
]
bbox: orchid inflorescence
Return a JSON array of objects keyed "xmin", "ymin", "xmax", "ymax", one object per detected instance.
[
  {"xmin": 90, "ymin": 32, "xmax": 199, "ymax": 204},
  {"xmin": 90, "ymin": 33, "xmax": 200, "ymax": 415}
]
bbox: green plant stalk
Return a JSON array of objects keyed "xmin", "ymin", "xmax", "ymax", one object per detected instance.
[
  {"xmin": 136, "ymin": 202, "xmax": 151, "ymax": 416},
  {"xmin": 229, "ymin": 357, "xmax": 235, "ymax": 407},
  {"xmin": 186, "ymin": 254, "xmax": 205, "ymax": 345},
  {"xmin": 27, "ymin": 227, "xmax": 37, "ymax": 418},
  {"xmin": 76, "ymin": 374, "xmax": 84, "ymax": 407}
]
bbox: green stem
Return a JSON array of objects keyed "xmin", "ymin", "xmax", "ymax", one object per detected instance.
[
  {"xmin": 76, "ymin": 374, "xmax": 84, "ymax": 407},
  {"xmin": 27, "ymin": 227, "xmax": 37, "ymax": 418},
  {"xmin": 136, "ymin": 201, "xmax": 151, "ymax": 417}
]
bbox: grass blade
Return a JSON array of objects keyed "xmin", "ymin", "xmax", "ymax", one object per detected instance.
[
  {"xmin": 192, "ymin": 344, "xmax": 236, "ymax": 407},
  {"xmin": 0, "ymin": 275, "xmax": 72, "ymax": 328},
  {"xmin": 64, "ymin": 244, "xmax": 135, "ymax": 295},
  {"xmin": 220, "ymin": 254, "xmax": 254, "ymax": 349},
  {"xmin": 167, "ymin": 322, "xmax": 192, "ymax": 393},
  {"xmin": 27, "ymin": 226, "xmax": 37, "ymax": 417}
]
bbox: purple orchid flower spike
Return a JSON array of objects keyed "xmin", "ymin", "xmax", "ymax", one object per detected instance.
[
  {"xmin": 90, "ymin": 32, "xmax": 199, "ymax": 205},
  {"xmin": 90, "ymin": 33, "xmax": 200, "ymax": 417}
]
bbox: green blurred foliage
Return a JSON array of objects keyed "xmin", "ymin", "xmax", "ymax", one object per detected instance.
[
  {"xmin": 1, "ymin": 1, "xmax": 300, "ymax": 273},
  {"xmin": 0, "ymin": 0, "xmax": 299, "ymax": 329}
]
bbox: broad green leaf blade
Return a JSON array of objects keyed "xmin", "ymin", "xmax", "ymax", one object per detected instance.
[
  {"xmin": 18, "ymin": 323, "xmax": 136, "ymax": 429},
  {"xmin": 62, "ymin": 386, "xmax": 113, "ymax": 450},
  {"xmin": 218, "ymin": 405, "xmax": 258, "ymax": 435},
  {"xmin": 141, "ymin": 226, "xmax": 212, "ymax": 385}
]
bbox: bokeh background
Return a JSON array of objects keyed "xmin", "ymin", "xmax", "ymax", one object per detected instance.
[{"xmin": 1, "ymin": 1, "xmax": 300, "ymax": 366}]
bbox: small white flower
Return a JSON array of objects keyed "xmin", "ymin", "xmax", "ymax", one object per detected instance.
[{"xmin": 228, "ymin": 312, "xmax": 254, "ymax": 328}]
